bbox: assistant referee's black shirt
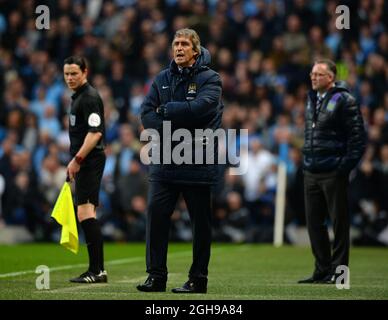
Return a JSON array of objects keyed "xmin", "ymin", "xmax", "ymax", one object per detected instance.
[{"xmin": 69, "ymin": 82, "xmax": 105, "ymax": 157}]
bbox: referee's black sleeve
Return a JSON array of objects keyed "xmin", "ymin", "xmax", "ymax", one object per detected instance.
[{"xmin": 82, "ymin": 95, "xmax": 104, "ymax": 133}]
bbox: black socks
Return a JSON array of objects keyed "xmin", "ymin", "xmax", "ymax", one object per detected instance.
[{"xmin": 81, "ymin": 218, "xmax": 104, "ymax": 274}]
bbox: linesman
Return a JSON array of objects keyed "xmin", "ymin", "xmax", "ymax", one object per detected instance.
[{"xmin": 63, "ymin": 56, "xmax": 107, "ymax": 283}]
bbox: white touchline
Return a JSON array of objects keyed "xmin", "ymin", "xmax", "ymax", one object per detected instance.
[
  {"xmin": 0, "ymin": 248, "xmax": 225, "ymax": 279},
  {"xmin": 0, "ymin": 263, "xmax": 85, "ymax": 279}
]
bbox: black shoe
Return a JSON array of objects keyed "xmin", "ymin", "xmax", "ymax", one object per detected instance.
[
  {"xmin": 298, "ymin": 273, "xmax": 327, "ymax": 284},
  {"xmin": 69, "ymin": 270, "xmax": 108, "ymax": 283},
  {"xmin": 136, "ymin": 276, "xmax": 166, "ymax": 292},
  {"xmin": 172, "ymin": 278, "xmax": 207, "ymax": 294},
  {"xmin": 318, "ymin": 273, "xmax": 336, "ymax": 284}
]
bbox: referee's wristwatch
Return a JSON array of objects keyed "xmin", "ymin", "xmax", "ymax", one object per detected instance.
[{"xmin": 74, "ymin": 155, "xmax": 84, "ymax": 165}]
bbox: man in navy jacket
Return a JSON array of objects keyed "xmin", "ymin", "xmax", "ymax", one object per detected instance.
[
  {"xmin": 137, "ymin": 28, "xmax": 223, "ymax": 293},
  {"xmin": 299, "ymin": 59, "xmax": 366, "ymax": 285}
]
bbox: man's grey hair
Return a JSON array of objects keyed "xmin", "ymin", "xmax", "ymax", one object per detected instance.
[
  {"xmin": 314, "ymin": 58, "xmax": 337, "ymax": 77},
  {"xmin": 173, "ymin": 28, "xmax": 201, "ymax": 57}
]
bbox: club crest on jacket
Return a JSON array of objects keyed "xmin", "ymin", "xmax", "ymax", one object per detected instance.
[{"xmin": 186, "ymin": 83, "xmax": 197, "ymax": 100}]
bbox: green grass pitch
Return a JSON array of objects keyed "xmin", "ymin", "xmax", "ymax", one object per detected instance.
[{"xmin": 0, "ymin": 243, "xmax": 387, "ymax": 300}]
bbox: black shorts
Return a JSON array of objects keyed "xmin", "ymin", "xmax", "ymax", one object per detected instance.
[{"xmin": 75, "ymin": 152, "xmax": 106, "ymax": 207}]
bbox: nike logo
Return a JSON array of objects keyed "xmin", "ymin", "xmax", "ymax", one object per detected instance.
[{"xmin": 162, "ymin": 86, "xmax": 169, "ymax": 89}]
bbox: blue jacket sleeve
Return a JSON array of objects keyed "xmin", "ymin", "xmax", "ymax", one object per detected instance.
[
  {"xmin": 164, "ymin": 73, "xmax": 222, "ymax": 126},
  {"xmin": 140, "ymin": 81, "xmax": 163, "ymax": 130}
]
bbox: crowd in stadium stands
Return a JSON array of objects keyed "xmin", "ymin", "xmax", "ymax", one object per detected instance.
[{"xmin": 0, "ymin": 0, "xmax": 387, "ymax": 245}]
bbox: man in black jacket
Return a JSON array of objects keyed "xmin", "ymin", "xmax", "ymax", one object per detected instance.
[
  {"xmin": 299, "ymin": 59, "xmax": 366, "ymax": 284},
  {"xmin": 137, "ymin": 28, "xmax": 223, "ymax": 293}
]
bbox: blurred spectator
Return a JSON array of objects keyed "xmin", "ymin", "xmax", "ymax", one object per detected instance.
[
  {"xmin": 39, "ymin": 153, "xmax": 67, "ymax": 206},
  {"xmin": 111, "ymin": 124, "xmax": 143, "ymax": 219},
  {"xmin": 240, "ymin": 137, "xmax": 275, "ymax": 225},
  {"xmin": 223, "ymin": 191, "xmax": 250, "ymax": 243},
  {"xmin": 22, "ymin": 112, "xmax": 39, "ymax": 152}
]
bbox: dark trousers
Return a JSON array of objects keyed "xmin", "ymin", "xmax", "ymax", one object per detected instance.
[
  {"xmin": 146, "ymin": 181, "xmax": 212, "ymax": 280},
  {"xmin": 304, "ymin": 171, "xmax": 350, "ymax": 276}
]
